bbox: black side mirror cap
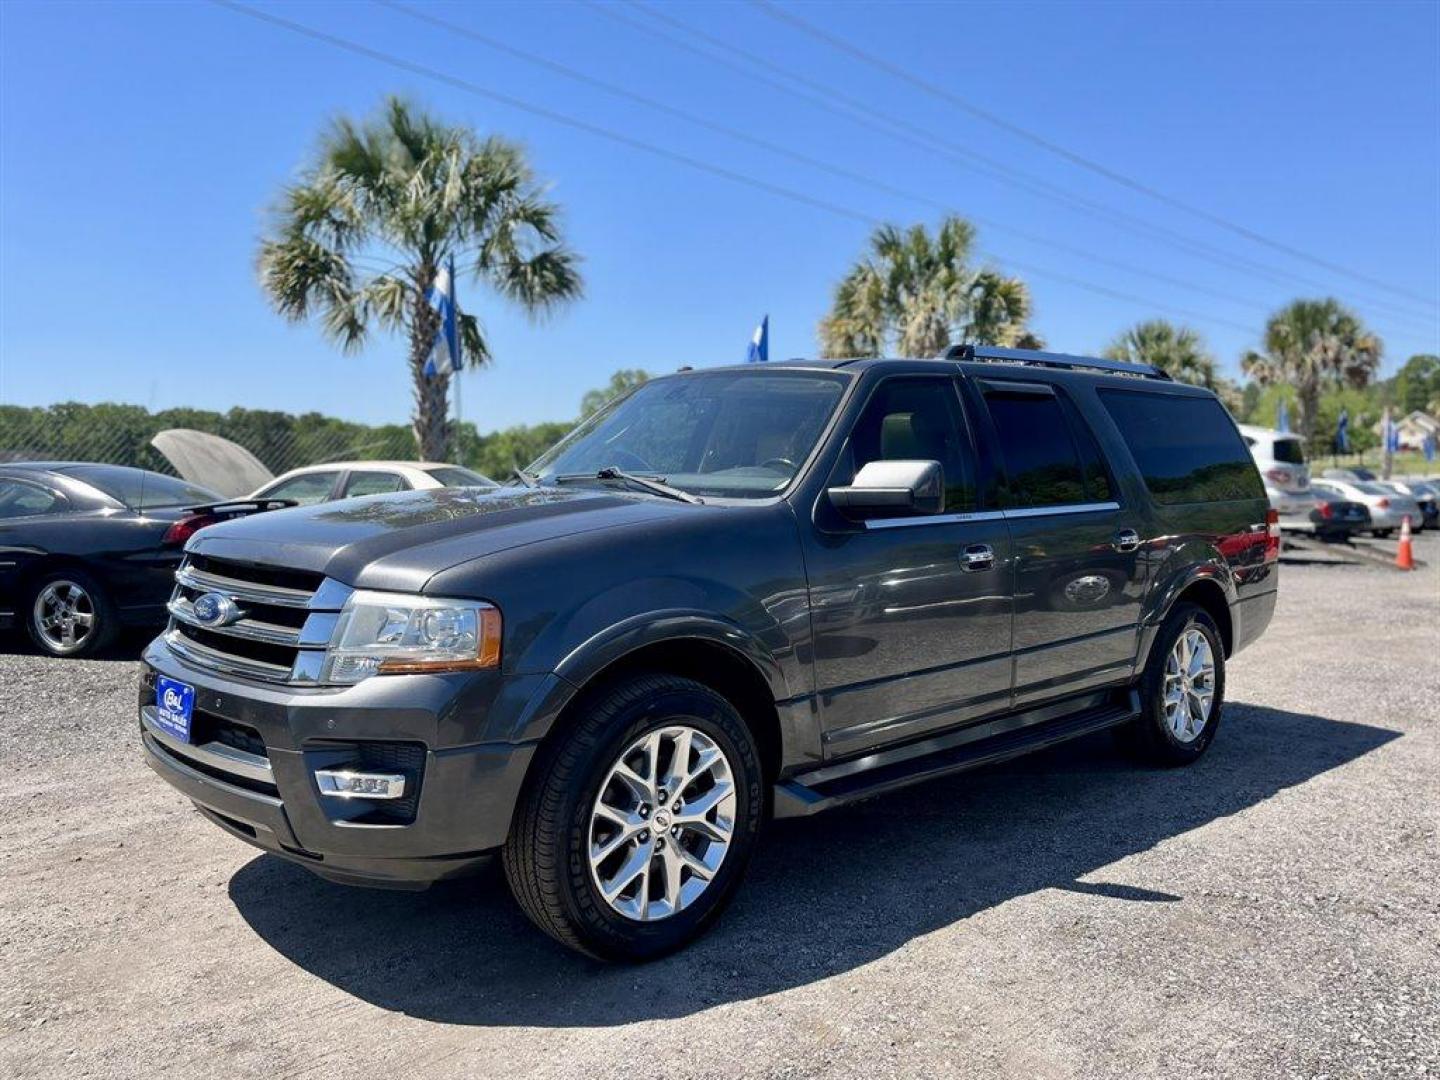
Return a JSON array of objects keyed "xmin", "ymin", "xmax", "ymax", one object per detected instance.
[{"xmin": 828, "ymin": 460, "xmax": 945, "ymax": 520}]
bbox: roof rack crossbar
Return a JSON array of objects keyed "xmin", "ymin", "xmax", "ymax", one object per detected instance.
[{"xmin": 944, "ymin": 344, "xmax": 1171, "ymax": 381}]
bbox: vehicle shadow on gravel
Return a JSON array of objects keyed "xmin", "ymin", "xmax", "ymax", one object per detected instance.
[{"xmin": 228, "ymin": 703, "xmax": 1396, "ymax": 1027}]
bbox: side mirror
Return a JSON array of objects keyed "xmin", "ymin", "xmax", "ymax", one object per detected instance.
[{"xmin": 828, "ymin": 460, "xmax": 945, "ymax": 520}]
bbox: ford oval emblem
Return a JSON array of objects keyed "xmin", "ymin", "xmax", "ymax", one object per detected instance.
[{"xmin": 191, "ymin": 592, "xmax": 242, "ymax": 627}]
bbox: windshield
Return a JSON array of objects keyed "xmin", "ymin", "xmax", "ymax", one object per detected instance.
[
  {"xmin": 530, "ymin": 371, "xmax": 848, "ymax": 498},
  {"xmin": 59, "ymin": 465, "xmax": 219, "ymax": 509}
]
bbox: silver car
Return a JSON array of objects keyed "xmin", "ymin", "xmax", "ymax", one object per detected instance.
[{"xmin": 1311, "ymin": 479, "xmax": 1422, "ymax": 537}]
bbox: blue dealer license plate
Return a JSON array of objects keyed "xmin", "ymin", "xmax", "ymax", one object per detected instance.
[{"xmin": 154, "ymin": 676, "xmax": 196, "ymax": 743}]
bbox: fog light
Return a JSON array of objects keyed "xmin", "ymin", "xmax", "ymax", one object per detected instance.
[{"xmin": 314, "ymin": 769, "xmax": 407, "ymax": 800}]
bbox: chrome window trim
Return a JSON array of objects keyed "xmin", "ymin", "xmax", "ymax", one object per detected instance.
[
  {"xmin": 861, "ymin": 501, "xmax": 1120, "ymax": 529},
  {"xmin": 141, "ymin": 705, "xmax": 273, "ymax": 785},
  {"xmin": 863, "ymin": 511, "xmax": 1005, "ymax": 530},
  {"xmin": 1001, "ymin": 501, "xmax": 1121, "ymax": 520}
]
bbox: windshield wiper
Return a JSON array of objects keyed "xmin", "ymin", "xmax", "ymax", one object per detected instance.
[
  {"xmin": 554, "ymin": 467, "xmax": 703, "ymax": 505},
  {"xmin": 510, "ymin": 467, "xmax": 538, "ymax": 488}
]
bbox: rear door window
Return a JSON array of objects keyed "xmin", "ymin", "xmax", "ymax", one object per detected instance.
[
  {"xmin": 261, "ymin": 471, "xmax": 340, "ymax": 505},
  {"xmin": 1099, "ymin": 390, "xmax": 1264, "ymax": 505},
  {"xmin": 0, "ymin": 479, "xmax": 67, "ymax": 519},
  {"xmin": 981, "ymin": 387, "xmax": 1087, "ymax": 508},
  {"xmin": 343, "ymin": 471, "xmax": 409, "ymax": 498}
]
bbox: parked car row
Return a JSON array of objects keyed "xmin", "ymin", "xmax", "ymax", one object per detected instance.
[
  {"xmin": 1239, "ymin": 424, "xmax": 1437, "ymax": 539},
  {"xmin": 1, "ymin": 459, "xmax": 495, "ymax": 656}
]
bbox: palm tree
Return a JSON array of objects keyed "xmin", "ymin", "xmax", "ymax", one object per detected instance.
[
  {"xmin": 1241, "ymin": 299, "xmax": 1381, "ymax": 443},
  {"xmin": 1104, "ymin": 320, "xmax": 1220, "ymax": 388},
  {"xmin": 259, "ymin": 98, "xmax": 582, "ymax": 460},
  {"xmin": 818, "ymin": 217, "xmax": 1036, "ymax": 358}
]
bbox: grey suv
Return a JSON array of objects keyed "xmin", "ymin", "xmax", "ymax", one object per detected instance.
[{"xmin": 139, "ymin": 345, "xmax": 1278, "ymax": 960}]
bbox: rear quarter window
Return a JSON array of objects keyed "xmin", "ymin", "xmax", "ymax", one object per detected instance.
[{"xmin": 1099, "ymin": 390, "xmax": 1264, "ymax": 505}]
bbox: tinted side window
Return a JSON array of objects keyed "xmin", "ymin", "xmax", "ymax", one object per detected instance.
[
  {"xmin": 0, "ymin": 479, "xmax": 66, "ymax": 519},
  {"xmin": 263, "ymin": 472, "xmax": 339, "ymax": 505},
  {"xmin": 983, "ymin": 389, "xmax": 1086, "ymax": 507},
  {"xmin": 426, "ymin": 466, "xmax": 496, "ymax": 488},
  {"xmin": 344, "ymin": 471, "xmax": 409, "ymax": 497},
  {"xmin": 1057, "ymin": 397, "xmax": 1115, "ymax": 503},
  {"xmin": 1099, "ymin": 390, "xmax": 1264, "ymax": 504},
  {"xmin": 846, "ymin": 377, "xmax": 976, "ymax": 512}
]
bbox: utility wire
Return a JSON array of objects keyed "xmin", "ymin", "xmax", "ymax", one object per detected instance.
[
  {"xmin": 211, "ymin": 0, "xmax": 1309, "ymax": 341},
  {"xmin": 751, "ymin": 0, "xmax": 1437, "ymax": 310},
  {"xmin": 612, "ymin": 0, "xmax": 1435, "ymax": 332},
  {"xmin": 381, "ymin": 0, "xmax": 1276, "ymax": 320}
]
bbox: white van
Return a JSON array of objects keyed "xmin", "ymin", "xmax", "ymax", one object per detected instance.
[{"xmin": 1238, "ymin": 423, "xmax": 1313, "ymax": 526}]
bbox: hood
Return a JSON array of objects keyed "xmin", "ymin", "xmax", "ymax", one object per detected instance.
[
  {"xmin": 151, "ymin": 429, "xmax": 274, "ymax": 498},
  {"xmin": 185, "ymin": 485, "xmax": 694, "ymax": 593}
]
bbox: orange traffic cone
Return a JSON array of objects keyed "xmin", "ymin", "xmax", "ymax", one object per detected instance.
[{"xmin": 1396, "ymin": 515, "xmax": 1415, "ymax": 571}]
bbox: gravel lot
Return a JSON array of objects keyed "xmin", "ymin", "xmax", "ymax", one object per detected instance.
[{"xmin": 3, "ymin": 536, "xmax": 1437, "ymax": 1079}]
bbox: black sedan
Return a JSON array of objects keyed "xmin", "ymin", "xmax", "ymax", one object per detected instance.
[
  {"xmin": 0, "ymin": 463, "xmax": 228, "ymax": 657},
  {"xmin": 1309, "ymin": 493, "xmax": 1371, "ymax": 541}
]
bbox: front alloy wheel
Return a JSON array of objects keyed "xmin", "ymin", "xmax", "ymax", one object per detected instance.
[
  {"xmin": 589, "ymin": 725, "xmax": 737, "ymax": 922},
  {"xmin": 504, "ymin": 673, "xmax": 763, "ymax": 961}
]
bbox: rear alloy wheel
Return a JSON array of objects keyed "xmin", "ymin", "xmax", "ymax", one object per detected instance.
[
  {"xmin": 28, "ymin": 571, "xmax": 117, "ymax": 658},
  {"xmin": 1123, "ymin": 601, "xmax": 1225, "ymax": 766},
  {"xmin": 504, "ymin": 673, "xmax": 763, "ymax": 961}
]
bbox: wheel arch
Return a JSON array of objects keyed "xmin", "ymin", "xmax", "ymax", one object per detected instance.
[
  {"xmin": 515, "ymin": 615, "xmax": 792, "ymax": 791},
  {"xmin": 1140, "ymin": 565, "xmax": 1237, "ymax": 669}
]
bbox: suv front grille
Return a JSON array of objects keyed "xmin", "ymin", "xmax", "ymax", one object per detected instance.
[{"xmin": 165, "ymin": 555, "xmax": 350, "ymax": 684}]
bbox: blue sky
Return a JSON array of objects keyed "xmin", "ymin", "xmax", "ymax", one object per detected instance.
[{"xmin": 2, "ymin": 0, "xmax": 1437, "ymax": 431}]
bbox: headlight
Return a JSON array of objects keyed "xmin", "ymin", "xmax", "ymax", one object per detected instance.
[{"xmin": 322, "ymin": 591, "xmax": 501, "ymax": 685}]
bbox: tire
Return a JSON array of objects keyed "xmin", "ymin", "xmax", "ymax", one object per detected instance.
[
  {"xmin": 503, "ymin": 673, "xmax": 764, "ymax": 961},
  {"xmin": 1122, "ymin": 602, "xmax": 1226, "ymax": 766},
  {"xmin": 1373, "ymin": 530, "xmax": 1392, "ymax": 539},
  {"xmin": 27, "ymin": 569, "xmax": 118, "ymax": 658}
]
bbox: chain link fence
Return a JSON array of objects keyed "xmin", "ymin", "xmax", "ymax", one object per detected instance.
[{"xmin": 0, "ymin": 402, "xmax": 575, "ymax": 492}]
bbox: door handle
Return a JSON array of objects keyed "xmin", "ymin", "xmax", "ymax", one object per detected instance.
[
  {"xmin": 961, "ymin": 543, "xmax": 995, "ymax": 571},
  {"xmin": 1112, "ymin": 528, "xmax": 1141, "ymax": 553}
]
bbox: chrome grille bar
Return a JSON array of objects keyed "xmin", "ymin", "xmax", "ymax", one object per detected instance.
[
  {"xmin": 167, "ymin": 595, "xmax": 302, "ymax": 646},
  {"xmin": 176, "ymin": 565, "xmax": 314, "ymax": 609}
]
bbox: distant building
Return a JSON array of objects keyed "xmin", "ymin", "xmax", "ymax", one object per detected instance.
[{"xmin": 1372, "ymin": 410, "xmax": 1440, "ymax": 450}]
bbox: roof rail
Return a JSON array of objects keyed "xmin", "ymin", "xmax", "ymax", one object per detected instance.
[{"xmin": 945, "ymin": 344, "xmax": 1171, "ymax": 381}]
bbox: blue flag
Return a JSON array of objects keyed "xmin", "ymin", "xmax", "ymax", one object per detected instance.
[
  {"xmin": 1425, "ymin": 433, "xmax": 1437, "ymax": 463},
  {"xmin": 423, "ymin": 257, "xmax": 460, "ymax": 379},
  {"xmin": 746, "ymin": 315, "xmax": 769, "ymax": 364},
  {"xmin": 1275, "ymin": 397, "xmax": 1290, "ymax": 433},
  {"xmin": 1335, "ymin": 408, "xmax": 1350, "ymax": 453}
]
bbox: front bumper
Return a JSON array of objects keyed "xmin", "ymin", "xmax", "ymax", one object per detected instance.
[{"xmin": 139, "ymin": 637, "xmax": 546, "ymax": 887}]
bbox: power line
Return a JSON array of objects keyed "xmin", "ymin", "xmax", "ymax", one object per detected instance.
[
  {"xmin": 609, "ymin": 0, "xmax": 1436, "ymax": 333},
  {"xmin": 211, "ymin": 1, "xmax": 1328, "ymax": 343},
  {"xmin": 381, "ymin": 0, "xmax": 1277, "ymax": 320},
  {"xmin": 751, "ymin": 0, "xmax": 1437, "ymax": 311}
]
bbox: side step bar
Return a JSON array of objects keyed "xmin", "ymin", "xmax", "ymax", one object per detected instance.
[{"xmin": 772, "ymin": 690, "xmax": 1140, "ymax": 819}]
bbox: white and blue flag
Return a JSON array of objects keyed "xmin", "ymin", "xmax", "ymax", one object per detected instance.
[
  {"xmin": 1335, "ymin": 407, "xmax": 1350, "ymax": 453},
  {"xmin": 1275, "ymin": 397, "xmax": 1290, "ymax": 433},
  {"xmin": 423, "ymin": 257, "xmax": 461, "ymax": 379},
  {"xmin": 746, "ymin": 315, "xmax": 769, "ymax": 364},
  {"xmin": 1382, "ymin": 409, "xmax": 1400, "ymax": 454}
]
